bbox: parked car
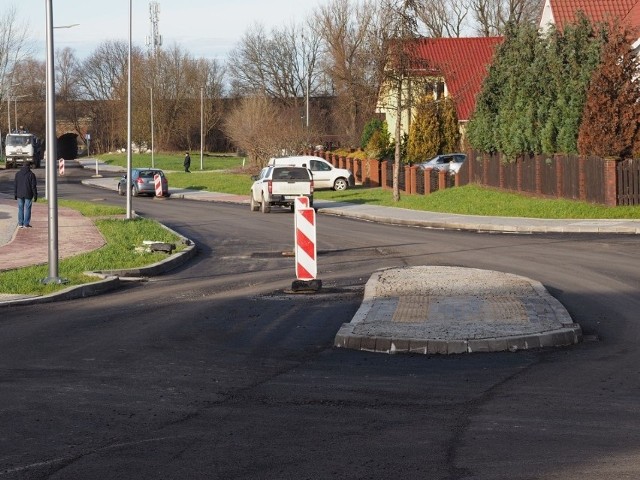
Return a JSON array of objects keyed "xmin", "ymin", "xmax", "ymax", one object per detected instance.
[
  {"xmin": 268, "ymin": 155, "xmax": 354, "ymax": 191},
  {"xmin": 418, "ymin": 153, "xmax": 467, "ymax": 174},
  {"xmin": 250, "ymin": 165, "xmax": 314, "ymax": 213},
  {"xmin": 117, "ymin": 168, "xmax": 169, "ymax": 197}
]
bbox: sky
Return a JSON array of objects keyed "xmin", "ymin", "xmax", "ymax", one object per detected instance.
[{"xmin": 13, "ymin": 0, "xmax": 322, "ymax": 62}]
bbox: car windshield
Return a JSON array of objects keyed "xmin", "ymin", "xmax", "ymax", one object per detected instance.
[
  {"xmin": 6, "ymin": 135, "xmax": 31, "ymax": 147},
  {"xmin": 273, "ymin": 168, "xmax": 309, "ymax": 180},
  {"xmin": 138, "ymin": 170, "xmax": 163, "ymax": 178}
]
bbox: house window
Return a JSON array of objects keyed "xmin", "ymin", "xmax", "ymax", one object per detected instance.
[{"xmin": 424, "ymin": 80, "xmax": 445, "ymax": 100}]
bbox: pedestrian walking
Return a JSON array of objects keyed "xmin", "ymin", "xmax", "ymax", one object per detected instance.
[
  {"xmin": 14, "ymin": 161, "xmax": 38, "ymax": 229},
  {"xmin": 184, "ymin": 152, "xmax": 191, "ymax": 173}
]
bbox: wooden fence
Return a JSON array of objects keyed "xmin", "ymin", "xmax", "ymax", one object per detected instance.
[{"xmin": 313, "ymin": 150, "xmax": 640, "ymax": 206}]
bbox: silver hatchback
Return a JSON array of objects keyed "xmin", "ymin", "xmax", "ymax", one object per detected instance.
[{"xmin": 117, "ymin": 168, "xmax": 169, "ymax": 197}]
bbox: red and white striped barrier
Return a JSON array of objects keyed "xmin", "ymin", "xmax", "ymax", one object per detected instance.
[
  {"xmin": 58, "ymin": 158, "xmax": 65, "ymax": 176},
  {"xmin": 294, "ymin": 197, "xmax": 316, "ymax": 281},
  {"xmin": 154, "ymin": 174, "xmax": 163, "ymax": 197}
]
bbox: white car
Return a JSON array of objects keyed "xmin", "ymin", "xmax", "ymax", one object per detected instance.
[
  {"xmin": 418, "ymin": 153, "xmax": 467, "ymax": 174},
  {"xmin": 268, "ymin": 155, "xmax": 354, "ymax": 191}
]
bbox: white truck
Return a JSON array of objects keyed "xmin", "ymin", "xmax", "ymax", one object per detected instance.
[
  {"xmin": 250, "ymin": 165, "xmax": 314, "ymax": 213},
  {"xmin": 4, "ymin": 132, "xmax": 42, "ymax": 169}
]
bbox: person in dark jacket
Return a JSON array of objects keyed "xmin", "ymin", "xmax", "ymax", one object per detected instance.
[
  {"xmin": 184, "ymin": 152, "xmax": 191, "ymax": 173},
  {"xmin": 14, "ymin": 161, "xmax": 38, "ymax": 228}
]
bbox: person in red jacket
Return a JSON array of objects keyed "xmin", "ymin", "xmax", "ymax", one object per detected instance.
[{"xmin": 14, "ymin": 161, "xmax": 38, "ymax": 228}]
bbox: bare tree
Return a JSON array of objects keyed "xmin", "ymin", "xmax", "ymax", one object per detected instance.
[
  {"xmin": 224, "ymin": 96, "xmax": 307, "ymax": 167},
  {"xmin": 0, "ymin": 6, "xmax": 32, "ymax": 132},
  {"xmin": 316, "ymin": 0, "xmax": 387, "ymax": 145},
  {"xmin": 415, "ymin": 0, "xmax": 470, "ymax": 38},
  {"xmin": 55, "ymin": 47, "xmax": 81, "ymax": 102},
  {"xmin": 130, "ymin": 44, "xmax": 227, "ymax": 152},
  {"xmin": 8, "ymin": 57, "xmax": 45, "ymax": 135},
  {"xmin": 470, "ymin": 0, "xmax": 541, "ymax": 36},
  {"xmin": 53, "ymin": 47, "xmax": 85, "ymax": 145},
  {"xmin": 377, "ymin": 0, "xmax": 424, "ymax": 202},
  {"xmin": 228, "ymin": 22, "xmax": 321, "ymax": 106},
  {"xmin": 77, "ymin": 40, "xmax": 136, "ymax": 152},
  {"xmin": 200, "ymin": 58, "xmax": 226, "ymax": 150}
]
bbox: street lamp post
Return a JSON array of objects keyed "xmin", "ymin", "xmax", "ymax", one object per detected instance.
[
  {"xmin": 126, "ymin": 0, "xmax": 133, "ymax": 219},
  {"xmin": 150, "ymin": 86, "xmax": 155, "ymax": 168},
  {"xmin": 43, "ymin": 0, "xmax": 64, "ymax": 284},
  {"xmin": 200, "ymin": 87, "xmax": 204, "ymax": 170}
]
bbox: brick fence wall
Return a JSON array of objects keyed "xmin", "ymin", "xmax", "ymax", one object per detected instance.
[{"xmin": 309, "ymin": 150, "xmax": 639, "ymax": 206}]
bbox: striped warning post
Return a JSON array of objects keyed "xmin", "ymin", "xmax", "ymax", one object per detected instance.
[
  {"xmin": 58, "ymin": 158, "xmax": 65, "ymax": 176},
  {"xmin": 154, "ymin": 174, "xmax": 163, "ymax": 197},
  {"xmin": 294, "ymin": 197, "xmax": 316, "ymax": 280}
]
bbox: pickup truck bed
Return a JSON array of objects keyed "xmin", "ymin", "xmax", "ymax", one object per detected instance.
[{"xmin": 250, "ymin": 166, "xmax": 314, "ymax": 213}]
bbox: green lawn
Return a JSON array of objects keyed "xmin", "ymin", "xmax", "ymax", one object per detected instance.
[
  {"xmin": 0, "ymin": 200, "xmax": 187, "ymax": 296},
  {"xmin": 97, "ymin": 154, "xmax": 640, "ymax": 219},
  {"xmin": 97, "ymin": 152, "xmax": 248, "ymax": 171}
]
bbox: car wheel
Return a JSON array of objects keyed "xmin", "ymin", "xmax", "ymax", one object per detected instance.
[
  {"xmin": 117, "ymin": 183, "xmax": 125, "ymax": 196},
  {"xmin": 261, "ymin": 194, "xmax": 270, "ymax": 213},
  {"xmin": 132, "ymin": 185, "xmax": 139, "ymax": 197},
  {"xmin": 250, "ymin": 194, "xmax": 259, "ymax": 211},
  {"xmin": 333, "ymin": 177, "xmax": 348, "ymax": 191}
]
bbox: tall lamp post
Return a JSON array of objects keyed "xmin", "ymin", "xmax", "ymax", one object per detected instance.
[
  {"xmin": 126, "ymin": 0, "xmax": 133, "ymax": 219},
  {"xmin": 150, "ymin": 86, "xmax": 155, "ymax": 168},
  {"xmin": 200, "ymin": 87, "xmax": 204, "ymax": 170},
  {"xmin": 43, "ymin": 0, "xmax": 64, "ymax": 284}
]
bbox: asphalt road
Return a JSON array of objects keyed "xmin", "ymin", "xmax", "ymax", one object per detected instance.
[{"xmin": 1, "ymin": 168, "xmax": 640, "ymax": 479}]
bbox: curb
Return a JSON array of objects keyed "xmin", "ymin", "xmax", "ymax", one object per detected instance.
[
  {"xmin": 0, "ymin": 223, "xmax": 197, "ymax": 307},
  {"xmin": 319, "ymin": 207, "xmax": 640, "ymax": 235},
  {"xmin": 334, "ymin": 325, "xmax": 583, "ymax": 355},
  {"xmin": 333, "ymin": 266, "xmax": 583, "ymax": 355},
  {"xmin": 0, "ymin": 274, "xmax": 121, "ymax": 307}
]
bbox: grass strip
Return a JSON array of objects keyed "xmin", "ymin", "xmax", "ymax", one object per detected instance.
[{"xmin": 0, "ymin": 214, "xmax": 186, "ymax": 296}]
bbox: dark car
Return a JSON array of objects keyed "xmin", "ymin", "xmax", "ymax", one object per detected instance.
[
  {"xmin": 418, "ymin": 153, "xmax": 467, "ymax": 174},
  {"xmin": 117, "ymin": 168, "xmax": 169, "ymax": 197}
]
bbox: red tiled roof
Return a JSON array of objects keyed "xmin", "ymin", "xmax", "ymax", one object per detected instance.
[
  {"xmin": 405, "ymin": 37, "xmax": 503, "ymax": 121},
  {"xmin": 625, "ymin": 1, "xmax": 640, "ymax": 31},
  {"xmin": 549, "ymin": 0, "xmax": 640, "ymax": 32}
]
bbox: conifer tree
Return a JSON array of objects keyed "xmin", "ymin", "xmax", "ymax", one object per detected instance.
[
  {"xmin": 440, "ymin": 97, "xmax": 460, "ymax": 152},
  {"xmin": 407, "ymin": 96, "xmax": 441, "ymax": 161}
]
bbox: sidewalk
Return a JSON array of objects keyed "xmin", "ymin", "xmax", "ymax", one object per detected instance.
[
  {"xmin": 0, "ymin": 194, "xmax": 106, "ymax": 272},
  {"xmin": 4, "ymin": 162, "xmax": 636, "ymax": 353}
]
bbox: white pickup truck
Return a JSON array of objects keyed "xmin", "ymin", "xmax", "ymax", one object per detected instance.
[{"xmin": 250, "ymin": 165, "xmax": 314, "ymax": 213}]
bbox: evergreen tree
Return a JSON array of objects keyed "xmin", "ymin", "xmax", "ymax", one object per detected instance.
[
  {"xmin": 555, "ymin": 16, "xmax": 603, "ymax": 154},
  {"xmin": 495, "ymin": 24, "xmax": 538, "ymax": 158},
  {"xmin": 440, "ymin": 97, "xmax": 460, "ymax": 152},
  {"xmin": 407, "ymin": 96, "xmax": 441, "ymax": 161},
  {"xmin": 467, "ymin": 37, "xmax": 510, "ymax": 153},
  {"xmin": 469, "ymin": 18, "xmax": 602, "ymax": 157}
]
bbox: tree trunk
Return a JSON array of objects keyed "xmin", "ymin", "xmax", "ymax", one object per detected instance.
[{"xmin": 393, "ymin": 77, "xmax": 402, "ymax": 202}]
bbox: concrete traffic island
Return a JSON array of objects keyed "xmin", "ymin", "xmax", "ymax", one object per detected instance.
[{"xmin": 334, "ymin": 266, "xmax": 582, "ymax": 355}]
